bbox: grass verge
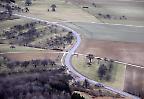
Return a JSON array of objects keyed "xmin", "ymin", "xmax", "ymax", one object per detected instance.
[{"xmin": 72, "ymin": 55, "xmax": 126, "ymax": 90}]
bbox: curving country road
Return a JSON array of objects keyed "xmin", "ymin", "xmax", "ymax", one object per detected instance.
[
  {"xmin": 8, "ymin": 14, "xmax": 140, "ymax": 99},
  {"xmin": 60, "ymin": 23, "xmax": 140, "ymax": 99}
]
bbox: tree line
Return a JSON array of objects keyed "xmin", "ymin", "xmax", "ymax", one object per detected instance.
[{"xmin": 0, "ymin": 55, "xmax": 58, "ymax": 74}]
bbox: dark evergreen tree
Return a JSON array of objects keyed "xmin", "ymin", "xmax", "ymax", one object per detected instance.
[
  {"xmin": 71, "ymin": 93, "xmax": 85, "ymax": 99},
  {"xmin": 98, "ymin": 64, "xmax": 107, "ymax": 80},
  {"xmin": 25, "ymin": 0, "xmax": 32, "ymax": 6},
  {"xmin": 51, "ymin": 4, "xmax": 56, "ymax": 12}
]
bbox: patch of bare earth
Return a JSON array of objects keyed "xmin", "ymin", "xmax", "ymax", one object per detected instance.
[
  {"xmin": 76, "ymin": 91, "xmax": 130, "ymax": 99},
  {"xmin": 3, "ymin": 51, "xmax": 62, "ymax": 63},
  {"xmin": 77, "ymin": 39, "xmax": 144, "ymax": 66},
  {"xmin": 124, "ymin": 65, "xmax": 144, "ymax": 96}
]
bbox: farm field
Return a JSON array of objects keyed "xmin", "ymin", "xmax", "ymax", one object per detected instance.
[
  {"xmin": 3, "ymin": 52, "xmax": 62, "ymax": 64},
  {"xmin": 15, "ymin": 0, "xmax": 100, "ymax": 22},
  {"xmin": 69, "ymin": 0, "xmax": 144, "ymax": 25},
  {"xmin": 61, "ymin": 22, "xmax": 144, "ymax": 66},
  {"xmin": 65, "ymin": 22, "xmax": 144, "ymax": 43},
  {"xmin": 124, "ymin": 65, "xmax": 144, "ymax": 96},
  {"xmin": 76, "ymin": 39, "xmax": 144, "ymax": 66}
]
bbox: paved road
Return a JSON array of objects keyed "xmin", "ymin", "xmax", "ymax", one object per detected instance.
[{"xmin": 7, "ymin": 14, "xmax": 140, "ymax": 99}]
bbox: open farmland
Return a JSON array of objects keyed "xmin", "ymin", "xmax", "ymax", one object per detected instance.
[
  {"xmin": 15, "ymin": 0, "xmax": 100, "ymax": 22},
  {"xmin": 69, "ymin": 0, "xmax": 144, "ymax": 25},
  {"xmin": 77, "ymin": 39, "xmax": 144, "ymax": 66},
  {"xmin": 3, "ymin": 51, "xmax": 63, "ymax": 65},
  {"xmin": 64, "ymin": 22, "xmax": 144, "ymax": 43},
  {"xmin": 0, "ymin": 0, "xmax": 144, "ymax": 98},
  {"xmin": 124, "ymin": 65, "xmax": 144, "ymax": 97}
]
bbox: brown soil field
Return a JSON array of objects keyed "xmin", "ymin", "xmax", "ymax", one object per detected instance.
[
  {"xmin": 77, "ymin": 39, "xmax": 144, "ymax": 66},
  {"xmin": 3, "ymin": 51, "xmax": 62, "ymax": 63},
  {"xmin": 124, "ymin": 65, "xmax": 144, "ymax": 97}
]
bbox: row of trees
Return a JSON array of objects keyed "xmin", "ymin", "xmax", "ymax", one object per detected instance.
[
  {"xmin": 98, "ymin": 13, "xmax": 127, "ymax": 20},
  {"xmin": 6, "ymin": 59, "xmax": 56, "ymax": 69},
  {"xmin": 0, "ymin": 55, "xmax": 57, "ymax": 74}
]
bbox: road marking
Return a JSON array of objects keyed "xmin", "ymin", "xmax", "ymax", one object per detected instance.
[
  {"xmin": 90, "ymin": 22, "xmax": 144, "ymax": 28},
  {"xmin": 61, "ymin": 52, "xmax": 67, "ymax": 66}
]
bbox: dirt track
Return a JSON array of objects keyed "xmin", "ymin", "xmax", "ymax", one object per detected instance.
[{"xmin": 77, "ymin": 39, "xmax": 144, "ymax": 66}]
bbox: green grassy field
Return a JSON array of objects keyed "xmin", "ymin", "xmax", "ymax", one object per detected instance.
[
  {"xmin": 0, "ymin": 18, "xmax": 33, "ymax": 29},
  {"xmin": 70, "ymin": 0, "xmax": 144, "ymax": 26},
  {"xmin": 0, "ymin": 44, "xmax": 44, "ymax": 53},
  {"xmin": 62, "ymin": 22, "xmax": 144, "ymax": 43},
  {"xmin": 16, "ymin": 0, "xmax": 99, "ymax": 22},
  {"xmin": 72, "ymin": 55, "xmax": 126, "ymax": 90}
]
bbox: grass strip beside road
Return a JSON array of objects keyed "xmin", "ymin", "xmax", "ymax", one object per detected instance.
[
  {"xmin": 72, "ymin": 55, "xmax": 126, "ymax": 90},
  {"xmin": 0, "ymin": 44, "xmax": 44, "ymax": 53}
]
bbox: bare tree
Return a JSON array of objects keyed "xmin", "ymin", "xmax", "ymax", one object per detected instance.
[
  {"xmin": 82, "ymin": 79, "xmax": 89, "ymax": 88},
  {"xmin": 25, "ymin": 0, "xmax": 32, "ymax": 6},
  {"xmin": 86, "ymin": 54, "xmax": 95, "ymax": 65},
  {"xmin": 51, "ymin": 4, "xmax": 56, "ymax": 12},
  {"xmin": 96, "ymin": 57, "xmax": 101, "ymax": 64}
]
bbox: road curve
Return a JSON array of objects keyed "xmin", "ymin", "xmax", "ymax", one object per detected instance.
[
  {"xmin": 61, "ymin": 24, "xmax": 140, "ymax": 99},
  {"xmin": 11, "ymin": 14, "xmax": 139, "ymax": 99}
]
